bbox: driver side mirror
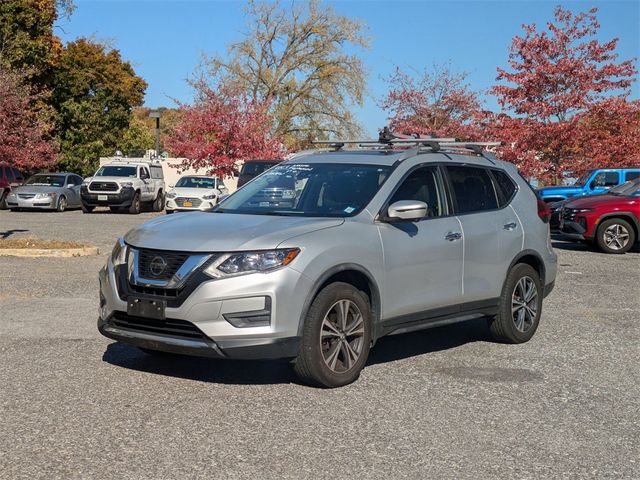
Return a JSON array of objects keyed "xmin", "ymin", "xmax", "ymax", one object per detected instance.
[
  {"xmin": 385, "ymin": 200, "xmax": 428, "ymax": 222},
  {"xmin": 168, "ymin": 184, "xmax": 174, "ymax": 189}
]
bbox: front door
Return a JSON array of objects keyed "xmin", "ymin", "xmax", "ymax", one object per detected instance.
[{"xmin": 378, "ymin": 165, "xmax": 463, "ymax": 320}]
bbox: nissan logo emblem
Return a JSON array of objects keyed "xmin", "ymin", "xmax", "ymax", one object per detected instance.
[{"xmin": 149, "ymin": 256, "xmax": 167, "ymax": 276}]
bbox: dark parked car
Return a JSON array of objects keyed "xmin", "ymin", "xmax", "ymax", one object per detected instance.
[
  {"xmin": 237, "ymin": 160, "xmax": 282, "ymax": 188},
  {"xmin": 0, "ymin": 163, "xmax": 25, "ymax": 209}
]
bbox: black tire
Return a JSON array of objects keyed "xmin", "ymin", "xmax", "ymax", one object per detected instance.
[
  {"xmin": 109, "ymin": 206, "xmax": 121, "ymax": 213},
  {"xmin": 293, "ymin": 282, "xmax": 372, "ymax": 388},
  {"xmin": 596, "ymin": 218, "xmax": 635, "ymax": 254},
  {"xmin": 0, "ymin": 189, "xmax": 8, "ymax": 210},
  {"xmin": 56, "ymin": 195, "xmax": 67, "ymax": 212},
  {"xmin": 488, "ymin": 264, "xmax": 543, "ymax": 344},
  {"xmin": 152, "ymin": 191, "xmax": 165, "ymax": 212},
  {"xmin": 128, "ymin": 192, "xmax": 141, "ymax": 214},
  {"xmin": 81, "ymin": 204, "xmax": 94, "ymax": 213},
  {"xmin": 165, "ymin": 209, "xmax": 174, "ymax": 214}
]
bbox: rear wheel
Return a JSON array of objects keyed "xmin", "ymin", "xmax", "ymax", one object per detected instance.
[
  {"xmin": 152, "ymin": 191, "xmax": 164, "ymax": 212},
  {"xmin": 596, "ymin": 218, "xmax": 635, "ymax": 254},
  {"xmin": 0, "ymin": 189, "xmax": 8, "ymax": 210},
  {"xmin": 128, "ymin": 192, "xmax": 141, "ymax": 214},
  {"xmin": 488, "ymin": 263, "xmax": 543, "ymax": 344},
  {"xmin": 294, "ymin": 282, "xmax": 372, "ymax": 388},
  {"xmin": 56, "ymin": 195, "xmax": 67, "ymax": 212}
]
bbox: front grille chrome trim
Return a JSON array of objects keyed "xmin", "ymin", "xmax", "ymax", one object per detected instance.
[{"xmin": 127, "ymin": 248, "xmax": 212, "ymax": 289}]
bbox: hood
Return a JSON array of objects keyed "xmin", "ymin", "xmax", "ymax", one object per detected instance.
[
  {"xmin": 87, "ymin": 176, "xmax": 136, "ymax": 184},
  {"xmin": 124, "ymin": 212, "xmax": 344, "ymax": 252},
  {"xmin": 170, "ymin": 187, "xmax": 216, "ymax": 198},
  {"xmin": 13, "ymin": 185, "xmax": 64, "ymax": 194},
  {"xmin": 566, "ymin": 194, "xmax": 636, "ymax": 209},
  {"xmin": 538, "ymin": 185, "xmax": 582, "ymax": 195}
]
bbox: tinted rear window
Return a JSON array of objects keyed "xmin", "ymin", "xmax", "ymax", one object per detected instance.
[
  {"xmin": 446, "ymin": 165, "xmax": 498, "ymax": 214},
  {"xmin": 490, "ymin": 169, "xmax": 517, "ymax": 207},
  {"xmin": 625, "ymin": 171, "xmax": 640, "ymax": 182},
  {"xmin": 241, "ymin": 162, "xmax": 279, "ymax": 176}
]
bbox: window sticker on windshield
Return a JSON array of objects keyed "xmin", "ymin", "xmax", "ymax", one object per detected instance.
[
  {"xmin": 259, "ymin": 202, "xmax": 270, "ymax": 207},
  {"xmin": 344, "ymin": 206, "xmax": 355, "ymax": 214}
]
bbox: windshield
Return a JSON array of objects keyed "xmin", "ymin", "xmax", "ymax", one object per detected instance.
[
  {"xmin": 25, "ymin": 174, "xmax": 65, "ymax": 187},
  {"xmin": 175, "ymin": 176, "xmax": 215, "ymax": 189},
  {"xmin": 611, "ymin": 179, "xmax": 640, "ymax": 196},
  {"xmin": 217, "ymin": 163, "xmax": 392, "ymax": 217},
  {"xmin": 574, "ymin": 170, "xmax": 594, "ymax": 187},
  {"xmin": 95, "ymin": 166, "xmax": 137, "ymax": 177}
]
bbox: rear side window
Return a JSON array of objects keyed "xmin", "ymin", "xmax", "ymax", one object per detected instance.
[
  {"xmin": 241, "ymin": 162, "xmax": 278, "ymax": 176},
  {"xmin": 446, "ymin": 165, "xmax": 498, "ymax": 214},
  {"xmin": 12, "ymin": 168, "xmax": 23, "ymax": 182},
  {"xmin": 150, "ymin": 165, "xmax": 163, "ymax": 179},
  {"xmin": 625, "ymin": 171, "xmax": 640, "ymax": 182},
  {"xmin": 592, "ymin": 171, "xmax": 619, "ymax": 187},
  {"xmin": 490, "ymin": 169, "xmax": 517, "ymax": 207}
]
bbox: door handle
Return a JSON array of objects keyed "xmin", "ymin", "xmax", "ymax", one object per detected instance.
[
  {"xmin": 503, "ymin": 222, "xmax": 517, "ymax": 231},
  {"xmin": 445, "ymin": 232, "xmax": 462, "ymax": 241}
]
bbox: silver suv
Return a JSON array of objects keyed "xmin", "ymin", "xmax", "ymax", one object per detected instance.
[{"xmin": 98, "ymin": 137, "xmax": 557, "ymax": 387}]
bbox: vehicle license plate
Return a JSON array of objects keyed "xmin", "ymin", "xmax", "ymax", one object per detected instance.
[
  {"xmin": 98, "ymin": 195, "xmax": 108, "ymax": 201},
  {"xmin": 127, "ymin": 297, "xmax": 166, "ymax": 320},
  {"xmin": 183, "ymin": 200, "xmax": 193, "ymax": 207}
]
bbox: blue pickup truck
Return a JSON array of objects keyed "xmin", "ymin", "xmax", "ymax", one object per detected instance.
[{"xmin": 538, "ymin": 168, "xmax": 640, "ymax": 203}]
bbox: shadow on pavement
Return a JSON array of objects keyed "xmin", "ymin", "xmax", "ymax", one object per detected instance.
[
  {"xmin": 102, "ymin": 318, "xmax": 493, "ymax": 385},
  {"xmin": 0, "ymin": 228, "xmax": 29, "ymax": 239}
]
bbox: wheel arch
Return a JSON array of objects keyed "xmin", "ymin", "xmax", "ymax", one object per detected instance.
[
  {"xmin": 507, "ymin": 250, "xmax": 546, "ymax": 285},
  {"xmin": 297, "ymin": 263, "xmax": 382, "ymax": 340},
  {"xmin": 596, "ymin": 212, "xmax": 639, "ymax": 239}
]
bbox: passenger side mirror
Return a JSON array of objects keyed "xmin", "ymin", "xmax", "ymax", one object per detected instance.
[{"xmin": 386, "ymin": 200, "xmax": 428, "ymax": 222}]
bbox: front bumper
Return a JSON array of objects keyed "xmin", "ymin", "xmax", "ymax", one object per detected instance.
[
  {"xmin": 6, "ymin": 195, "xmax": 56, "ymax": 209},
  {"xmin": 81, "ymin": 187, "xmax": 135, "ymax": 207},
  {"xmin": 98, "ymin": 256, "xmax": 311, "ymax": 360},
  {"xmin": 165, "ymin": 198, "xmax": 216, "ymax": 212},
  {"xmin": 560, "ymin": 221, "xmax": 591, "ymax": 241}
]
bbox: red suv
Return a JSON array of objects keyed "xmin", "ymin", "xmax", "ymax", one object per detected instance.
[
  {"xmin": 0, "ymin": 163, "xmax": 25, "ymax": 209},
  {"xmin": 560, "ymin": 179, "xmax": 640, "ymax": 253}
]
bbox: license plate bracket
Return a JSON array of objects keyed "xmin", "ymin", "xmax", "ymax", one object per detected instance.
[
  {"xmin": 127, "ymin": 297, "xmax": 166, "ymax": 320},
  {"xmin": 98, "ymin": 195, "xmax": 108, "ymax": 201},
  {"xmin": 183, "ymin": 200, "xmax": 193, "ymax": 207}
]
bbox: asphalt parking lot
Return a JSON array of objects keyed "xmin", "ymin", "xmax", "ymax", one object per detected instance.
[{"xmin": 1, "ymin": 209, "xmax": 639, "ymax": 479}]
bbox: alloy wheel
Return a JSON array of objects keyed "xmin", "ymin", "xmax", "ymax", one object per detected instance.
[
  {"xmin": 511, "ymin": 276, "xmax": 538, "ymax": 333},
  {"xmin": 603, "ymin": 224, "xmax": 630, "ymax": 251},
  {"xmin": 320, "ymin": 299, "xmax": 365, "ymax": 373}
]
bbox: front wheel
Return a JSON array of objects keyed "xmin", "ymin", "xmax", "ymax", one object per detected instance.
[
  {"xmin": 56, "ymin": 195, "xmax": 67, "ymax": 212},
  {"xmin": 0, "ymin": 189, "xmax": 8, "ymax": 210},
  {"xmin": 128, "ymin": 192, "xmax": 141, "ymax": 214},
  {"xmin": 488, "ymin": 263, "xmax": 543, "ymax": 344},
  {"xmin": 152, "ymin": 191, "xmax": 165, "ymax": 212},
  {"xmin": 293, "ymin": 282, "xmax": 372, "ymax": 388},
  {"xmin": 596, "ymin": 218, "xmax": 635, "ymax": 254}
]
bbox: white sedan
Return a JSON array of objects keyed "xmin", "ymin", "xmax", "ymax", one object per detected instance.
[{"xmin": 165, "ymin": 175, "xmax": 229, "ymax": 213}]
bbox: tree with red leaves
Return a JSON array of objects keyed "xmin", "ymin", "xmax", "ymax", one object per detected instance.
[
  {"xmin": 491, "ymin": 6, "xmax": 638, "ymax": 183},
  {"xmin": 165, "ymin": 85, "xmax": 284, "ymax": 178},
  {"xmin": 381, "ymin": 65, "xmax": 483, "ymax": 140},
  {"xmin": 0, "ymin": 69, "xmax": 57, "ymax": 171}
]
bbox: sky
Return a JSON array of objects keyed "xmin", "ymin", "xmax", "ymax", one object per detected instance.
[{"xmin": 57, "ymin": 0, "xmax": 640, "ymax": 136}]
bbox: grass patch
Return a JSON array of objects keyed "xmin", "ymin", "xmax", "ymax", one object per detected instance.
[{"xmin": 0, "ymin": 238, "xmax": 90, "ymax": 250}]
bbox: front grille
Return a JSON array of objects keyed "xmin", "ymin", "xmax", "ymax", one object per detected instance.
[
  {"xmin": 111, "ymin": 312, "xmax": 205, "ymax": 340},
  {"xmin": 137, "ymin": 248, "xmax": 190, "ymax": 280},
  {"xmin": 18, "ymin": 193, "xmax": 35, "ymax": 199},
  {"xmin": 129, "ymin": 283, "xmax": 180, "ymax": 298},
  {"xmin": 175, "ymin": 197, "xmax": 202, "ymax": 208},
  {"xmin": 562, "ymin": 208, "xmax": 577, "ymax": 222},
  {"xmin": 90, "ymin": 181, "xmax": 119, "ymax": 192}
]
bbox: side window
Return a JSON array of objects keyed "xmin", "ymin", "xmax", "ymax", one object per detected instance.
[
  {"xmin": 71, "ymin": 175, "xmax": 82, "ymax": 186},
  {"xmin": 592, "ymin": 171, "xmax": 619, "ymax": 187},
  {"xmin": 140, "ymin": 167, "xmax": 150, "ymax": 179},
  {"xmin": 625, "ymin": 171, "xmax": 640, "ymax": 182},
  {"xmin": 389, "ymin": 166, "xmax": 446, "ymax": 218},
  {"xmin": 150, "ymin": 166, "xmax": 163, "ymax": 179},
  {"xmin": 1, "ymin": 166, "xmax": 6, "ymax": 181},
  {"xmin": 490, "ymin": 169, "xmax": 517, "ymax": 207},
  {"xmin": 12, "ymin": 168, "xmax": 23, "ymax": 182},
  {"xmin": 446, "ymin": 165, "xmax": 499, "ymax": 214}
]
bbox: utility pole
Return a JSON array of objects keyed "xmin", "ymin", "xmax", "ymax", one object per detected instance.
[{"xmin": 149, "ymin": 111, "xmax": 161, "ymax": 158}]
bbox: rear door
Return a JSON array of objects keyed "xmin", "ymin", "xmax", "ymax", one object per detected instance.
[
  {"xmin": 378, "ymin": 164, "xmax": 463, "ymax": 319},
  {"xmin": 445, "ymin": 164, "xmax": 504, "ymax": 303}
]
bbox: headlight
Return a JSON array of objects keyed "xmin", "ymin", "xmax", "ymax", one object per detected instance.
[
  {"xmin": 8, "ymin": 192, "xmax": 16, "ymax": 198},
  {"xmin": 202, "ymin": 193, "xmax": 217, "ymax": 200},
  {"xmin": 35, "ymin": 192, "xmax": 56, "ymax": 199},
  {"xmin": 166, "ymin": 191, "xmax": 177, "ymax": 199},
  {"xmin": 204, "ymin": 248, "xmax": 300, "ymax": 278},
  {"xmin": 111, "ymin": 238, "xmax": 128, "ymax": 266},
  {"xmin": 120, "ymin": 182, "xmax": 133, "ymax": 188}
]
